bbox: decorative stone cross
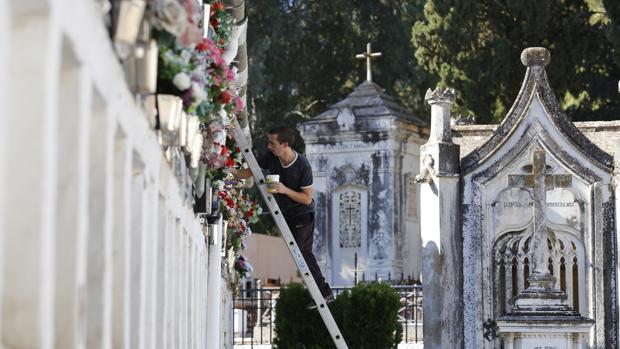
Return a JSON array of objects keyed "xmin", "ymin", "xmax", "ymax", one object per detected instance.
[
  {"xmin": 355, "ymin": 43, "xmax": 382, "ymax": 82},
  {"xmin": 508, "ymin": 149, "xmax": 572, "ymax": 290},
  {"xmin": 344, "ymin": 202, "xmax": 356, "ymax": 225}
]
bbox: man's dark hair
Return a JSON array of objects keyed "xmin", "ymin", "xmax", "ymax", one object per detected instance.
[{"xmin": 268, "ymin": 126, "xmax": 295, "ymax": 146}]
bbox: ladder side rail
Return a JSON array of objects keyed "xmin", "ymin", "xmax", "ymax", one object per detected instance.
[{"xmin": 232, "ymin": 124, "xmax": 349, "ymax": 349}]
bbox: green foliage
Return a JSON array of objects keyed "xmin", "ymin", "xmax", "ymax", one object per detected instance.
[
  {"xmin": 274, "ymin": 283, "xmax": 402, "ymax": 349},
  {"xmin": 273, "ymin": 283, "xmax": 335, "ymax": 349},
  {"xmin": 248, "ymin": 0, "xmax": 620, "ymax": 139},
  {"xmin": 247, "ymin": 0, "xmax": 430, "ymax": 154},
  {"xmin": 413, "ymin": 0, "xmax": 620, "ymax": 123}
]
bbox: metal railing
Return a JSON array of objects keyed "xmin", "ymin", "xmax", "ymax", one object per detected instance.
[{"xmin": 232, "ymin": 284, "xmax": 423, "ymax": 346}]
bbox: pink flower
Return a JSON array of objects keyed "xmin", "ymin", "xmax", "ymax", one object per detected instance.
[
  {"xmin": 178, "ymin": 23, "xmax": 203, "ymax": 48},
  {"xmin": 212, "ymin": 52, "xmax": 225, "ymax": 66},
  {"xmin": 234, "ymin": 97, "xmax": 245, "ymax": 112},
  {"xmin": 225, "ymin": 69, "xmax": 235, "ymax": 81},
  {"xmin": 213, "ymin": 74, "xmax": 222, "ymax": 86},
  {"xmin": 179, "ymin": 0, "xmax": 201, "ymax": 22}
]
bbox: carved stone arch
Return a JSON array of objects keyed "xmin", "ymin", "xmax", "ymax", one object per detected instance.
[
  {"xmin": 492, "ymin": 227, "xmax": 586, "ymax": 317},
  {"xmin": 475, "ymin": 132, "xmax": 607, "ymax": 190},
  {"xmin": 462, "ymin": 57, "xmax": 612, "ymax": 175}
]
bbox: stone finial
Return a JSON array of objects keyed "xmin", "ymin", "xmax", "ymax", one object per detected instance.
[
  {"xmin": 425, "ymin": 87, "xmax": 456, "ymax": 143},
  {"xmin": 425, "ymin": 87, "xmax": 456, "ymax": 105},
  {"xmin": 520, "ymin": 47, "xmax": 550, "ymax": 67}
]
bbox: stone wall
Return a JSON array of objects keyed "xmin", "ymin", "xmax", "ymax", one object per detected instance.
[
  {"xmin": 0, "ymin": 1, "xmax": 214, "ymax": 347},
  {"xmin": 453, "ymin": 120, "xmax": 620, "ymax": 159}
]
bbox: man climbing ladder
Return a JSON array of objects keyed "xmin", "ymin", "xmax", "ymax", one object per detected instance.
[
  {"xmin": 231, "ymin": 126, "xmax": 334, "ymax": 303},
  {"xmin": 231, "ymin": 123, "xmax": 348, "ymax": 349}
]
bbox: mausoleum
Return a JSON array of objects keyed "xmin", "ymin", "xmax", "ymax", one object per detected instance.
[{"xmin": 299, "ymin": 76, "xmax": 427, "ymax": 286}]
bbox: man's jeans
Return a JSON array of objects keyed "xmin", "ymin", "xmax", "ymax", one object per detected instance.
[{"xmin": 287, "ymin": 212, "xmax": 332, "ymax": 297}]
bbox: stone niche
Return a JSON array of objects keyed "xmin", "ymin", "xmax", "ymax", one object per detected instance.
[{"xmin": 460, "ymin": 48, "xmax": 616, "ymax": 349}]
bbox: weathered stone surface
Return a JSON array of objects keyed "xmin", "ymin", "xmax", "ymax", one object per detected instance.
[
  {"xmin": 454, "ymin": 121, "xmax": 620, "ymax": 159},
  {"xmin": 417, "ymin": 88, "xmax": 463, "ymax": 349},
  {"xmin": 300, "ymin": 80, "xmax": 426, "ymax": 285},
  {"xmin": 461, "ymin": 47, "xmax": 616, "ymax": 349}
]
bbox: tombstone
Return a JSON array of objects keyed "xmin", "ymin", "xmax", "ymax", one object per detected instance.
[
  {"xmin": 299, "ymin": 48, "xmax": 427, "ymax": 285},
  {"xmin": 451, "ymin": 47, "xmax": 617, "ymax": 349}
]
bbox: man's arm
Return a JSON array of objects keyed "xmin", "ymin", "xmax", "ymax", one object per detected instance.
[{"xmin": 270, "ymin": 183, "xmax": 314, "ymax": 206}]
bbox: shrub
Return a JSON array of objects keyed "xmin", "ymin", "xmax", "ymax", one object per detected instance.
[{"xmin": 273, "ymin": 282, "xmax": 402, "ymax": 349}]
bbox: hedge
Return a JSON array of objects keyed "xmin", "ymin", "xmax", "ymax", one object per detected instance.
[{"xmin": 273, "ymin": 282, "xmax": 402, "ymax": 349}]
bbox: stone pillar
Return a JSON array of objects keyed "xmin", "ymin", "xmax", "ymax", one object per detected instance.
[
  {"xmin": 206, "ymin": 218, "xmax": 223, "ymax": 349},
  {"xmin": 0, "ymin": 0, "xmax": 6, "ymax": 340},
  {"xmin": 3, "ymin": 5, "xmax": 61, "ymax": 348},
  {"xmin": 615, "ymin": 140, "xmax": 620, "ymax": 345},
  {"xmin": 416, "ymin": 88, "xmax": 463, "ymax": 348}
]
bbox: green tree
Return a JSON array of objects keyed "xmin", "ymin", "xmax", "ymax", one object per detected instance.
[
  {"xmin": 247, "ymin": 0, "xmax": 429, "ymax": 154},
  {"xmin": 413, "ymin": 0, "xmax": 620, "ymax": 124}
]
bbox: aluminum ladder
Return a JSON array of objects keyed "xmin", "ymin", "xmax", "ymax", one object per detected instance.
[{"xmin": 232, "ymin": 122, "xmax": 349, "ymax": 349}]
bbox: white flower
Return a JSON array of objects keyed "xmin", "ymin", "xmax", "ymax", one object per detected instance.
[
  {"xmin": 172, "ymin": 72, "xmax": 191, "ymax": 91},
  {"xmin": 154, "ymin": 0, "xmax": 187, "ymax": 37},
  {"xmin": 163, "ymin": 50, "xmax": 176, "ymax": 64},
  {"xmin": 212, "ymin": 129, "xmax": 227, "ymax": 145},
  {"xmin": 180, "ymin": 50, "xmax": 192, "ymax": 64},
  {"xmin": 192, "ymin": 65, "xmax": 207, "ymax": 80},
  {"xmin": 191, "ymin": 82, "xmax": 207, "ymax": 102}
]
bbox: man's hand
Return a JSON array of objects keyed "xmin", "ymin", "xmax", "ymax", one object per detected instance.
[{"xmin": 268, "ymin": 181, "xmax": 288, "ymax": 194}]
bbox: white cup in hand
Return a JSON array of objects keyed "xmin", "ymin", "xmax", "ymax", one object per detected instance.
[{"xmin": 266, "ymin": 175, "xmax": 280, "ymax": 193}]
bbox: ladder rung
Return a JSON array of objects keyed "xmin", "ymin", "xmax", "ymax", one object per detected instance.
[{"xmin": 232, "ymin": 122, "xmax": 349, "ymax": 349}]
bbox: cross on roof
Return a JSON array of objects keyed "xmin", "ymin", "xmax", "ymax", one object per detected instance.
[
  {"xmin": 508, "ymin": 149, "xmax": 572, "ymax": 291},
  {"xmin": 355, "ymin": 43, "xmax": 382, "ymax": 82}
]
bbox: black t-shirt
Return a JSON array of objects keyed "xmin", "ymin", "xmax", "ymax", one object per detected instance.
[{"xmin": 258, "ymin": 151, "xmax": 315, "ymax": 218}]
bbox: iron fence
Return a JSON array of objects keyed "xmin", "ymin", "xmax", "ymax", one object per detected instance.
[{"xmin": 232, "ymin": 284, "xmax": 423, "ymax": 346}]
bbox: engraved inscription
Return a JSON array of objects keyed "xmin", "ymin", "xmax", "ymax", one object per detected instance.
[{"xmin": 500, "ymin": 201, "xmax": 574, "ymax": 208}]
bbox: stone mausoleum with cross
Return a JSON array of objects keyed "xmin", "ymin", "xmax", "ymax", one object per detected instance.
[
  {"xmin": 302, "ymin": 45, "xmax": 620, "ymax": 348},
  {"xmin": 299, "ymin": 43, "xmax": 428, "ymax": 286},
  {"xmin": 417, "ymin": 47, "xmax": 620, "ymax": 349}
]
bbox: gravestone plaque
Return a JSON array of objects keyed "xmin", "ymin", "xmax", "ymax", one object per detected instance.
[
  {"xmin": 546, "ymin": 188, "xmax": 579, "ymax": 228},
  {"xmin": 493, "ymin": 188, "xmax": 533, "ymax": 233}
]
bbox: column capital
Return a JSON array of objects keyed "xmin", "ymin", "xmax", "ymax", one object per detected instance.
[
  {"xmin": 425, "ymin": 87, "xmax": 456, "ymax": 105},
  {"xmin": 425, "ymin": 87, "xmax": 456, "ymax": 144}
]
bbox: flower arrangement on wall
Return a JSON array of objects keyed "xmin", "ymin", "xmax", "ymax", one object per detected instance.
[
  {"xmin": 116, "ymin": 0, "xmax": 256, "ymax": 281},
  {"xmin": 234, "ymin": 255, "xmax": 253, "ymax": 278}
]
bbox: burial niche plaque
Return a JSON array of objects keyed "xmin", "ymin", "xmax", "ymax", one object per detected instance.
[{"xmin": 493, "ymin": 188, "xmax": 534, "ymax": 233}]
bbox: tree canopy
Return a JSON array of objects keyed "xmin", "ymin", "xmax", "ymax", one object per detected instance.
[
  {"xmin": 413, "ymin": 0, "xmax": 620, "ymax": 123},
  {"xmin": 246, "ymin": 0, "xmax": 429, "ymax": 152},
  {"xmin": 247, "ymin": 0, "xmax": 620, "ymax": 136}
]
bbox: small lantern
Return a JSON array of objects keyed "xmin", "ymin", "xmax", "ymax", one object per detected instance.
[
  {"xmin": 124, "ymin": 40, "xmax": 158, "ymax": 94},
  {"xmin": 186, "ymin": 115, "xmax": 200, "ymax": 151},
  {"xmin": 203, "ymin": 4, "xmax": 211, "ymax": 38},
  {"xmin": 178, "ymin": 111, "xmax": 188, "ymax": 147},
  {"xmin": 157, "ymin": 94, "xmax": 183, "ymax": 146},
  {"xmin": 143, "ymin": 94, "xmax": 158, "ymax": 128},
  {"xmin": 191, "ymin": 133, "xmax": 204, "ymax": 168},
  {"xmin": 114, "ymin": 0, "xmax": 147, "ymax": 45}
]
